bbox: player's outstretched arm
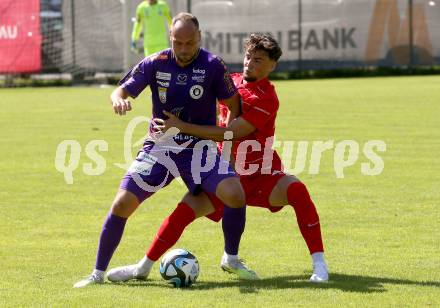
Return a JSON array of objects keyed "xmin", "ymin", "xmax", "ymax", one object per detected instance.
[
  {"xmin": 157, "ymin": 110, "xmax": 256, "ymax": 142},
  {"xmin": 110, "ymin": 86, "xmax": 132, "ymax": 116}
]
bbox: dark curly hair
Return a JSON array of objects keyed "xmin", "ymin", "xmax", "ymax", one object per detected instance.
[{"xmin": 244, "ymin": 34, "xmax": 282, "ymax": 61}]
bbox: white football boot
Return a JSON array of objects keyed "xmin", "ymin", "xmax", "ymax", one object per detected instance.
[
  {"xmin": 309, "ymin": 261, "xmax": 329, "ymax": 283},
  {"xmin": 73, "ymin": 274, "xmax": 104, "ymax": 288},
  {"xmin": 220, "ymin": 255, "xmax": 260, "ymax": 280},
  {"xmin": 107, "ymin": 264, "xmax": 148, "ymax": 282}
]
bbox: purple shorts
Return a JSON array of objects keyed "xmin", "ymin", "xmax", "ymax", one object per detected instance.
[{"xmin": 120, "ymin": 140, "xmax": 237, "ymax": 203}]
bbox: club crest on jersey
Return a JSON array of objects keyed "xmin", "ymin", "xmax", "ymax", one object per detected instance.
[
  {"xmin": 176, "ymin": 74, "xmax": 188, "ymax": 85},
  {"xmin": 190, "ymin": 85, "xmax": 204, "ymax": 100},
  {"xmin": 158, "ymin": 87, "xmax": 167, "ymax": 104},
  {"xmin": 156, "ymin": 71, "xmax": 171, "ymax": 81}
]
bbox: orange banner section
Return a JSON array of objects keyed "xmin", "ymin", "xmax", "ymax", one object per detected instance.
[
  {"xmin": 365, "ymin": 0, "xmax": 433, "ymax": 65},
  {"xmin": 0, "ymin": 0, "xmax": 42, "ymax": 73}
]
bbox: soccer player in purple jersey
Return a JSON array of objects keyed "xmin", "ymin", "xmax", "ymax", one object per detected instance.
[{"xmin": 74, "ymin": 12, "xmax": 247, "ymax": 288}]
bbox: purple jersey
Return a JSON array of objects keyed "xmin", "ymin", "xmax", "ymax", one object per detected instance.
[
  {"xmin": 118, "ymin": 48, "xmax": 238, "ymax": 199},
  {"xmin": 119, "ymin": 48, "xmax": 236, "ymax": 127}
]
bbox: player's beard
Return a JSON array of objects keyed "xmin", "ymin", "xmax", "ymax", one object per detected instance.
[
  {"xmin": 176, "ymin": 48, "xmax": 200, "ymax": 66},
  {"xmin": 243, "ymin": 73, "xmax": 257, "ymax": 82},
  {"xmin": 243, "ymin": 69, "xmax": 257, "ymax": 82},
  {"xmin": 176, "ymin": 55, "xmax": 192, "ymax": 65}
]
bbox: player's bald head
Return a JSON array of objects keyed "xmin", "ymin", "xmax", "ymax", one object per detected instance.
[
  {"xmin": 171, "ymin": 12, "xmax": 199, "ymax": 34},
  {"xmin": 170, "ymin": 13, "xmax": 201, "ymax": 66}
]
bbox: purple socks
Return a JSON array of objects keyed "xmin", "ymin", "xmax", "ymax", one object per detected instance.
[
  {"xmin": 95, "ymin": 214, "xmax": 127, "ymax": 271},
  {"xmin": 222, "ymin": 206, "xmax": 246, "ymax": 255}
]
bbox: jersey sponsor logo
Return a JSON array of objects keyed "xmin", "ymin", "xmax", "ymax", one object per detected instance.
[
  {"xmin": 156, "ymin": 71, "xmax": 171, "ymax": 81},
  {"xmin": 176, "ymin": 74, "xmax": 188, "ymax": 85},
  {"xmin": 157, "ymin": 80, "xmax": 169, "ymax": 87},
  {"xmin": 158, "ymin": 87, "xmax": 167, "ymax": 104},
  {"xmin": 192, "ymin": 68, "xmax": 205, "ymax": 75},
  {"xmin": 128, "ymin": 152, "xmax": 158, "ymax": 176},
  {"xmin": 192, "ymin": 75, "xmax": 205, "ymax": 83},
  {"xmin": 190, "ymin": 85, "xmax": 204, "ymax": 100}
]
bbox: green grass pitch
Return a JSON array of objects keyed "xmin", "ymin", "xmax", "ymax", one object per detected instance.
[{"xmin": 1, "ymin": 76, "xmax": 439, "ymax": 307}]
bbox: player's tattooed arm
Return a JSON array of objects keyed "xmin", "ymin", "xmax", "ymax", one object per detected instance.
[
  {"xmin": 157, "ymin": 110, "xmax": 256, "ymax": 142},
  {"xmin": 221, "ymin": 93, "xmax": 241, "ymax": 126}
]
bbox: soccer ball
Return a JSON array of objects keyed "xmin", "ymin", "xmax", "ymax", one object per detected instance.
[{"xmin": 159, "ymin": 249, "xmax": 200, "ymax": 288}]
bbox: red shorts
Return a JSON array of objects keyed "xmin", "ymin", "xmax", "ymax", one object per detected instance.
[{"xmin": 205, "ymin": 171, "xmax": 286, "ymax": 222}]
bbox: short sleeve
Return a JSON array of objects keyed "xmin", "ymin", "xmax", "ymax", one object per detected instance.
[
  {"xmin": 240, "ymin": 97, "xmax": 278, "ymax": 132},
  {"xmin": 118, "ymin": 58, "xmax": 152, "ymax": 98},
  {"xmin": 212, "ymin": 59, "xmax": 237, "ymax": 100}
]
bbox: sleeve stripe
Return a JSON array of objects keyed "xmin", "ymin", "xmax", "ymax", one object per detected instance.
[
  {"xmin": 257, "ymin": 86, "xmax": 266, "ymax": 94},
  {"xmin": 253, "ymin": 106, "xmax": 271, "ymax": 115}
]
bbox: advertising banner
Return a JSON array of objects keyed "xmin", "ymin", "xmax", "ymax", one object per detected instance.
[
  {"xmin": 193, "ymin": 0, "xmax": 440, "ymax": 70},
  {"xmin": 0, "ymin": 0, "xmax": 42, "ymax": 73}
]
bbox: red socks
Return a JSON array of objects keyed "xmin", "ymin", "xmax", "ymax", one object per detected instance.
[
  {"xmin": 287, "ymin": 182, "xmax": 324, "ymax": 254},
  {"xmin": 146, "ymin": 184, "xmax": 323, "ymax": 261},
  {"xmin": 146, "ymin": 202, "xmax": 196, "ymax": 261}
]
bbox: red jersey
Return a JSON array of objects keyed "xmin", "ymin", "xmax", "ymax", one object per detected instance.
[{"xmin": 219, "ymin": 73, "xmax": 283, "ymax": 175}]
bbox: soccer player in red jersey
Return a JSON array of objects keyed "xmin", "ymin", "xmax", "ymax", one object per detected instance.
[{"xmin": 157, "ymin": 33, "xmax": 329, "ymax": 282}]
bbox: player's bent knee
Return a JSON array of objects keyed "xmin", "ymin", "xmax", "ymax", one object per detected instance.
[
  {"xmin": 287, "ymin": 181, "xmax": 320, "ymax": 223},
  {"xmin": 269, "ymin": 175, "xmax": 300, "ymax": 206},
  {"xmin": 110, "ymin": 190, "xmax": 140, "ymax": 218},
  {"xmin": 182, "ymin": 192, "xmax": 215, "ymax": 218},
  {"xmin": 215, "ymin": 178, "xmax": 245, "ymax": 208}
]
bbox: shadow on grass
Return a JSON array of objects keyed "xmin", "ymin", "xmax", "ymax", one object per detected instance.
[{"xmin": 114, "ymin": 272, "xmax": 440, "ymax": 294}]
